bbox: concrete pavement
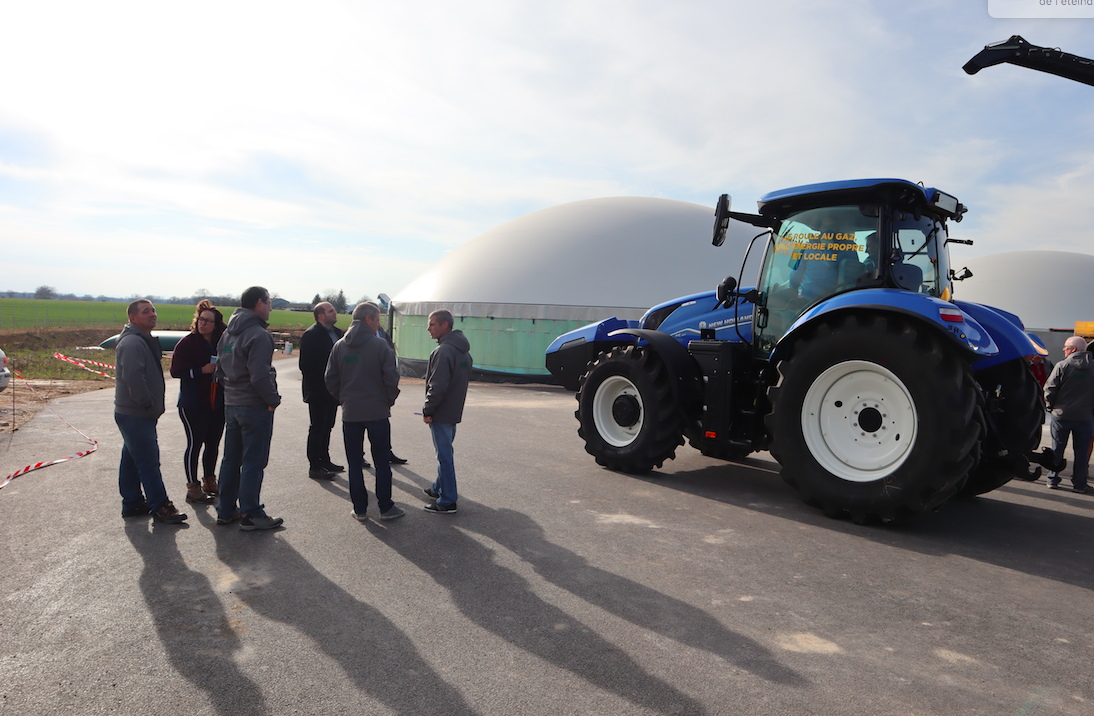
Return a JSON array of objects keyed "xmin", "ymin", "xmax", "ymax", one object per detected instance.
[{"xmin": 1, "ymin": 363, "xmax": 1092, "ymax": 715}]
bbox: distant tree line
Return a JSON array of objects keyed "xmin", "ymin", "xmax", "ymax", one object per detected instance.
[
  {"xmin": 2, "ymin": 285, "xmax": 248, "ymax": 307},
  {"xmin": 310, "ymin": 289, "xmax": 373, "ymax": 314},
  {"xmin": 6, "ymin": 286, "xmax": 380, "ymax": 312}
]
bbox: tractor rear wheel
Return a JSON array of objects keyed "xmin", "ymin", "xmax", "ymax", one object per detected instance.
[
  {"xmin": 961, "ymin": 359, "xmax": 1045, "ymax": 496},
  {"xmin": 576, "ymin": 345, "xmax": 685, "ymax": 473},
  {"xmin": 766, "ymin": 314, "xmax": 982, "ymax": 522}
]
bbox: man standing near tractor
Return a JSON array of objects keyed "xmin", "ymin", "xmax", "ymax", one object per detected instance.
[{"xmin": 1043, "ymin": 336, "xmax": 1094, "ymax": 495}]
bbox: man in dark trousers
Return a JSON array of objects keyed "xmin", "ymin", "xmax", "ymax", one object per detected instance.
[
  {"xmin": 324, "ymin": 301, "xmax": 404, "ymax": 521},
  {"xmin": 421, "ymin": 309, "xmax": 472, "ymax": 514},
  {"xmin": 1044, "ymin": 335, "xmax": 1094, "ymax": 495},
  {"xmin": 115, "ymin": 299, "xmax": 187, "ymax": 524},
  {"xmin": 299, "ymin": 301, "xmax": 349, "ymax": 478},
  {"xmin": 216, "ymin": 286, "xmax": 283, "ymax": 530}
]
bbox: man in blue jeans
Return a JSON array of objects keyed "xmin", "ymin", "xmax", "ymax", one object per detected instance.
[
  {"xmin": 215, "ymin": 286, "xmax": 284, "ymax": 530},
  {"xmin": 421, "ymin": 309, "xmax": 472, "ymax": 514},
  {"xmin": 115, "ymin": 299, "xmax": 187, "ymax": 524},
  {"xmin": 324, "ymin": 301, "xmax": 404, "ymax": 521},
  {"xmin": 1044, "ymin": 335, "xmax": 1094, "ymax": 495}
]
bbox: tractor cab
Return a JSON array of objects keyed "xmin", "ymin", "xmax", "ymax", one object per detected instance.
[{"xmin": 734, "ymin": 179, "xmax": 966, "ymax": 355}]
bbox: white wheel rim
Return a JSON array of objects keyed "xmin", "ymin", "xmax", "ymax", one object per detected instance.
[
  {"xmin": 593, "ymin": 375, "xmax": 644, "ymax": 447},
  {"xmin": 801, "ymin": 360, "xmax": 918, "ymax": 483}
]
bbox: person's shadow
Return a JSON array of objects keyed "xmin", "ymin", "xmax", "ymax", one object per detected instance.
[
  {"xmin": 199, "ymin": 510, "xmax": 476, "ymax": 716},
  {"xmin": 124, "ymin": 519, "xmax": 269, "ymax": 716},
  {"xmin": 379, "ymin": 473, "xmax": 809, "ymax": 716}
]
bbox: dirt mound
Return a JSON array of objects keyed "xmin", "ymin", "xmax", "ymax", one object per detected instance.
[{"xmin": 0, "ymin": 327, "xmax": 120, "ymax": 351}]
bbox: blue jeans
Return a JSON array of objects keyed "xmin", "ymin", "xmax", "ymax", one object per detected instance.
[
  {"xmin": 1048, "ymin": 415, "xmax": 1093, "ymax": 489},
  {"xmin": 218, "ymin": 405, "xmax": 275, "ymax": 519},
  {"xmin": 343, "ymin": 419, "xmax": 393, "ymax": 514},
  {"xmin": 115, "ymin": 413, "xmax": 169, "ymax": 513},
  {"xmin": 430, "ymin": 422, "xmax": 458, "ymax": 506}
]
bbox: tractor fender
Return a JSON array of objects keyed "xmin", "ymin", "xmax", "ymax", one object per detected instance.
[
  {"xmin": 769, "ymin": 288, "xmax": 999, "ymax": 366},
  {"xmin": 545, "ymin": 317, "xmax": 641, "ymax": 391},
  {"xmin": 954, "ymin": 300, "xmax": 1046, "ymax": 371},
  {"xmin": 607, "ymin": 328, "xmax": 704, "ymax": 418}
]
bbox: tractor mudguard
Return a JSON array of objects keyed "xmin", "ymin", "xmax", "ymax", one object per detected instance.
[
  {"xmin": 545, "ymin": 317, "xmax": 640, "ymax": 391},
  {"xmin": 607, "ymin": 328, "xmax": 704, "ymax": 416},
  {"xmin": 954, "ymin": 300, "xmax": 1046, "ymax": 371},
  {"xmin": 770, "ymin": 288, "xmax": 998, "ymax": 365}
]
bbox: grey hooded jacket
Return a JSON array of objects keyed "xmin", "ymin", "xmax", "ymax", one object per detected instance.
[
  {"xmin": 1044, "ymin": 350, "xmax": 1094, "ymax": 421},
  {"xmin": 114, "ymin": 322, "xmax": 166, "ymax": 419},
  {"xmin": 324, "ymin": 321, "xmax": 400, "ymax": 423},
  {"xmin": 216, "ymin": 308, "xmax": 281, "ymax": 408},
  {"xmin": 423, "ymin": 329, "xmax": 472, "ymax": 424}
]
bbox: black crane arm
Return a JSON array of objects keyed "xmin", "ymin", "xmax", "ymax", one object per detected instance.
[{"xmin": 963, "ymin": 35, "xmax": 1094, "ymax": 88}]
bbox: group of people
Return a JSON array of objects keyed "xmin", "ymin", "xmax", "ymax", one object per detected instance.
[{"xmin": 113, "ymin": 286, "xmax": 473, "ymax": 529}]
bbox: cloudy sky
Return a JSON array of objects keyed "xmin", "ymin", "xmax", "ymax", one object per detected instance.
[{"xmin": 1, "ymin": 1, "xmax": 1092, "ymax": 303}]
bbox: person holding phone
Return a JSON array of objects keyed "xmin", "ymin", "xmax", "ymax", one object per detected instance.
[{"xmin": 169, "ymin": 299, "xmax": 227, "ymax": 503}]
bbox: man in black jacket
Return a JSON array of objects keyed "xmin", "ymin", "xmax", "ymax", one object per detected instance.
[{"xmin": 300, "ymin": 302, "xmax": 347, "ymax": 478}]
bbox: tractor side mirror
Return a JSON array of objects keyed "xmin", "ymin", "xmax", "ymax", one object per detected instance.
[
  {"xmin": 716, "ymin": 276, "xmax": 737, "ymax": 305},
  {"xmin": 949, "ymin": 267, "xmax": 974, "ymax": 281},
  {"xmin": 712, "ymin": 194, "xmax": 732, "ymax": 246}
]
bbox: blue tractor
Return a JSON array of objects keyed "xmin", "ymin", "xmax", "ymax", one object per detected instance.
[{"xmin": 545, "ymin": 179, "xmax": 1051, "ymax": 522}]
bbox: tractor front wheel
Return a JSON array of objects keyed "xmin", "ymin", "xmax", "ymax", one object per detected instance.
[{"xmin": 576, "ymin": 345, "xmax": 685, "ymax": 473}]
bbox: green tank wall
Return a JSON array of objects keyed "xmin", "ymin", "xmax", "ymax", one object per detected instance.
[{"xmin": 391, "ymin": 313, "xmax": 593, "ymax": 376}]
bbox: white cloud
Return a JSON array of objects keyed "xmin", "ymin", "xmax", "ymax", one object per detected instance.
[{"xmin": 0, "ymin": 0, "xmax": 1093, "ymax": 301}]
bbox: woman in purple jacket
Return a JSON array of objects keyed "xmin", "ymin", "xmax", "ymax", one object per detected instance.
[{"xmin": 169, "ymin": 300, "xmax": 227, "ymax": 503}]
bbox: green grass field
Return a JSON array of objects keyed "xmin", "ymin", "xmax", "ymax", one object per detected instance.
[{"xmin": 0, "ymin": 298, "xmax": 347, "ymax": 331}]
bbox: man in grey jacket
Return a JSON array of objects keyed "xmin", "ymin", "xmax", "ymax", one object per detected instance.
[
  {"xmin": 1044, "ymin": 335, "xmax": 1094, "ymax": 495},
  {"xmin": 215, "ymin": 286, "xmax": 284, "ymax": 530},
  {"xmin": 325, "ymin": 302, "xmax": 403, "ymax": 520},
  {"xmin": 421, "ymin": 309, "xmax": 472, "ymax": 514},
  {"xmin": 115, "ymin": 299, "xmax": 186, "ymax": 523}
]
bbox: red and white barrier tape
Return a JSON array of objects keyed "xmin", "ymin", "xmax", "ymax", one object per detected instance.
[
  {"xmin": 54, "ymin": 352, "xmax": 115, "ymax": 379},
  {"xmin": 1, "ymin": 371, "xmax": 99, "ymax": 490}
]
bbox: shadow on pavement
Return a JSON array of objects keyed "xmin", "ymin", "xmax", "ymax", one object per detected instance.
[
  {"xmin": 640, "ymin": 460, "xmax": 1094, "ymax": 592},
  {"xmin": 124, "ymin": 518, "xmax": 269, "ymax": 716},
  {"xmin": 382, "ymin": 471, "xmax": 809, "ymax": 716},
  {"xmin": 194, "ymin": 509, "xmax": 477, "ymax": 716}
]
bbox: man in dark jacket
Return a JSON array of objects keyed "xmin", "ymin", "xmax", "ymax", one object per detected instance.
[
  {"xmin": 421, "ymin": 309, "xmax": 472, "ymax": 514},
  {"xmin": 114, "ymin": 299, "xmax": 186, "ymax": 523},
  {"xmin": 1044, "ymin": 335, "xmax": 1094, "ymax": 495},
  {"xmin": 300, "ymin": 301, "xmax": 345, "ymax": 478},
  {"xmin": 325, "ymin": 302, "xmax": 403, "ymax": 520},
  {"xmin": 215, "ymin": 286, "xmax": 284, "ymax": 530}
]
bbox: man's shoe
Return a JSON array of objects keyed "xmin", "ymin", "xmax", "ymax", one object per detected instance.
[
  {"xmin": 390, "ymin": 453, "xmax": 408, "ymax": 465},
  {"xmin": 1072, "ymin": 485, "xmax": 1094, "ymax": 495},
  {"xmin": 1048, "ymin": 479, "xmax": 1063, "ymax": 489},
  {"xmin": 324, "ymin": 463, "xmax": 345, "ymax": 473},
  {"xmin": 121, "ymin": 500, "xmax": 149, "ymax": 518},
  {"xmin": 186, "ymin": 482, "xmax": 216, "ymax": 504},
  {"xmin": 423, "ymin": 487, "xmax": 439, "ymax": 499},
  {"xmin": 351, "ymin": 509, "xmax": 369, "ymax": 522},
  {"xmin": 216, "ymin": 513, "xmax": 239, "ymax": 525},
  {"xmin": 423, "ymin": 501, "xmax": 457, "ymax": 514},
  {"xmin": 202, "ymin": 475, "xmax": 219, "ymax": 496},
  {"xmin": 152, "ymin": 501, "xmax": 188, "ymax": 524},
  {"xmin": 309, "ymin": 467, "xmax": 336, "ymax": 480},
  {"xmin": 380, "ymin": 505, "xmax": 406, "ymax": 520},
  {"xmin": 361, "ymin": 456, "xmax": 372, "ymax": 469},
  {"xmin": 240, "ymin": 514, "xmax": 283, "ymax": 531}
]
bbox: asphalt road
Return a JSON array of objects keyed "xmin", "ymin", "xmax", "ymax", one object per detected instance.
[{"xmin": 1, "ymin": 356, "xmax": 1091, "ymax": 716}]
